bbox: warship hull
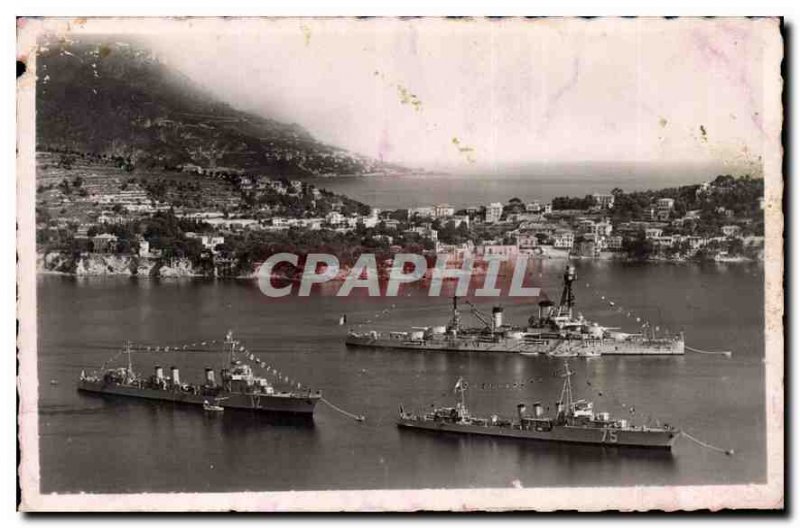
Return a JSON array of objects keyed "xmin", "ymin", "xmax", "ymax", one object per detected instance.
[
  {"xmin": 346, "ymin": 334, "xmax": 684, "ymax": 356},
  {"xmin": 348, "ymin": 265, "xmax": 685, "ymax": 356},
  {"xmin": 78, "ymin": 379, "xmax": 320, "ymax": 415},
  {"xmin": 397, "ymin": 418, "xmax": 678, "ymax": 449}
]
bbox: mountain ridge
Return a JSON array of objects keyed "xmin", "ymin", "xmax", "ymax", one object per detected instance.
[{"xmin": 36, "ymin": 37, "xmax": 406, "ymax": 177}]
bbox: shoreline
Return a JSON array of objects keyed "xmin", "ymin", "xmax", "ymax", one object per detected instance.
[{"xmin": 36, "ymin": 254, "xmax": 763, "ymax": 280}]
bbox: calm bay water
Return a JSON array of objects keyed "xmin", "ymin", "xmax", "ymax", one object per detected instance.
[
  {"xmin": 37, "ymin": 260, "xmax": 765, "ymax": 493},
  {"xmin": 306, "ymin": 166, "xmax": 722, "ymax": 209}
]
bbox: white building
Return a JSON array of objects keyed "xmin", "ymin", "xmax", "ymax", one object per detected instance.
[
  {"xmin": 655, "ymin": 198, "xmax": 675, "ymax": 221},
  {"xmin": 525, "ymin": 201, "xmax": 542, "ymax": 213},
  {"xmin": 433, "ymin": 204, "xmax": 455, "ymax": 219},
  {"xmin": 361, "ymin": 215, "xmax": 379, "ymax": 229},
  {"xmin": 479, "ymin": 244, "xmax": 519, "ymax": 257},
  {"xmin": 415, "ymin": 226, "xmax": 438, "ymax": 241},
  {"xmin": 553, "ymin": 230, "xmax": 575, "ymax": 249},
  {"xmin": 486, "ymin": 202, "xmax": 504, "ymax": 223},
  {"xmin": 654, "ymin": 235, "xmax": 677, "ymax": 247},
  {"xmin": 593, "ymin": 194, "xmax": 615, "ymax": 209},
  {"xmin": 607, "ymin": 235, "xmax": 624, "ymax": 250},
  {"xmin": 645, "ymin": 228, "xmax": 663, "ymax": 239},
  {"xmin": 516, "ymin": 233, "xmax": 539, "ymax": 251},
  {"xmin": 593, "ymin": 221, "xmax": 613, "ymax": 237},
  {"xmin": 186, "ymin": 232, "xmax": 225, "ymax": 251},
  {"xmin": 577, "ymin": 219, "xmax": 596, "ymax": 233},
  {"xmin": 410, "ymin": 206, "xmax": 435, "ymax": 219},
  {"xmin": 326, "ymin": 211, "xmax": 345, "ymax": 226},
  {"xmin": 382, "ymin": 219, "xmax": 400, "ymax": 230},
  {"xmin": 91, "ymin": 233, "xmax": 118, "ymax": 253}
]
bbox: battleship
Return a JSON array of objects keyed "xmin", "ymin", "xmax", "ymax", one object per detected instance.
[
  {"xmin": 78, "ymin": 331, "xmax": 321, "ymax": 415},
  {"xmin": 346, "ymin": 265, "xmax": 684, "ymax": 356},
  {"xmin": 398, "ymin": 363, "xmax": 679, "ymax": 449}
]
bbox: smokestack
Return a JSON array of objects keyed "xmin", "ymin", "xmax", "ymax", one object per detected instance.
[
  {"xmin": 492, "ymin": 306, "xmax": 504, "ymax": 329},
  {"xmin": 205, "ymin": 368, "xmax": 215, "ymax": 386},
  {"xmin": 533, "ymin": 402, "xmax": 543, "ymax": 418},
  {"xmin": 170, "ymin": 366, "xmax": 180, "ymax": 385},
  {"xmin": 516, "ymin": 403, "xmax": 527, "ymax": 422},
  {"xmin": 539, "ymin": 300, "xmax": 554, "ymax": 321},
  {"xmin": 155, "ymin": 366, "xmax": 164, "ymax": 381}
]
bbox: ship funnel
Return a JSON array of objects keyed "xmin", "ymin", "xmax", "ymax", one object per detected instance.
[
  {"xmin": 538, "ymin": 300, "xmax": 554, "ymax": 321},
  {"xmin": 155, "ymin": 365, "xmax": 164, "ymax": 381},
  {"xmin": 170, "ymin": 366, "xmax": 180, "ymax": 385},
  {"xmin": 205, "ymin": 368, "xmax": 215, "ymax": 386},
  {"xmin": 492, "ymin": 306, "xmax": 504, "ymax": 329},
  {"xmin": 516, "ymin": 403, "xmax": 527, "ymax": 422},
  {"xmin": 533, "ymin": 402, "xmax": 543, "ymax": 418}
]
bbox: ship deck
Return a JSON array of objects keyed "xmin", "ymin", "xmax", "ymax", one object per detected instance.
[
  {"xmin": 397, "ymin": 418, "xmax": 677, "ymax": 449},
  {"xmin": 78, "ymin": 379, "xmax": 321, "ymax": 415}
]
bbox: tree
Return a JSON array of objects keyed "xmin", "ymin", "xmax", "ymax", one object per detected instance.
[
  {"xmin": 622, "ymin": 231, "xmax": 654, "ymax": 261},
  {"xmin": 551, "ymin": 195, "xmax": 596, "ymax": 210}
]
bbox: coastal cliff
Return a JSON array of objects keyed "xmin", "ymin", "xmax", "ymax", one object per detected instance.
[{"xmin": 38, "ymin": 252, "xmax": 200, "ymax": 278}]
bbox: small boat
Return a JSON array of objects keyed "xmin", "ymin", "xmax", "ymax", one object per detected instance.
[{"xmin": 203, "ymin": 399, "xmax": 225, "ymax": 412}]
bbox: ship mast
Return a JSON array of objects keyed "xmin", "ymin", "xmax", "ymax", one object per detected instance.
[
  {"xmin": 225, "ymin": 330, "xmax": 235, "ymax": 366},
  {"xmin": 454, "ymin": 377, "xmax": 468, "ymax": 417},
  {"xmin": 125, "ymin": 340, "xmax": 133, "ymax": 379},
  {"xmin": 558, "ymin": 265, "xmax": 577, "ymax": 318},
  {"xmin": 449, "ymin": 296, "xmax": 461, "ymax": 333},
  {"xmin": 558, "ymin": 362, "xmax": 575, "ymax": 413}
]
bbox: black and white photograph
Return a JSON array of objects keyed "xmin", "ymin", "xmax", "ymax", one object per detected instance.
[{"xmin": 16, "ymin": 16, "xmax": 784, "ymax": 511}]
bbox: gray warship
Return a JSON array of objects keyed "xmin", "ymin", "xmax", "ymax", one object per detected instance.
[
  {"xmin": 78, "ymin": 331, "xmax": 321, "ymax": 415},
  {"xmin": 398, "ymin": 363, "xmax": 679, "ymax": 449},
  {"xmin": 346, "ymin": 265, "xmax": 684, "ymax": 356}
]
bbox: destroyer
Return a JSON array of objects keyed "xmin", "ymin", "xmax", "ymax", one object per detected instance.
[
  {"xmin": 398, "ymin": 363, "xmax": 679, "ymax": 449},
  {"xmin": 346, "ymin": 265, "xmax": 684, "ymax": 356},
  {"xmin": 78, "ymin": 331, "xmax": 321, "ymax": 415}
]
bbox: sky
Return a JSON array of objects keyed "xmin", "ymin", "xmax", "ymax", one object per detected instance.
[{"xmin": 122, "ymin": 18, "xmax": 778, "ymax": 172}]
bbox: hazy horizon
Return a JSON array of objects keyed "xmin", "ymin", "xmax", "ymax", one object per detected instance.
[
  {"xmin": 305, "ymin": 160, "xmax": 743, "ymax": 209},
  {"xmin": 44, "ymin": 18, "xmax": 773, "ymax": 179}
]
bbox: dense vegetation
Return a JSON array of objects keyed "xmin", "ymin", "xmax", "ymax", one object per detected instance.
[
  {"xmin": 551, "ymin": 195, "xmax": 598, "ymax": 210},
  {"xmin": 611, "ymin": 175, "xmax": 764, "ymax": 235}
]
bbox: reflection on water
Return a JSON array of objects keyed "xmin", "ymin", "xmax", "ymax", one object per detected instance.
[
  {"xmin": 389, "ymin": 419, "xmax": 678, "ymax": 489},
  {"xmin": 37, "ymin": 260, "xmax": 765, "ymax": 492}
]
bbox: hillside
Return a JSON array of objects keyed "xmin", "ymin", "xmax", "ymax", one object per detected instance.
[{"xmin": 36, "ymin": 37, "xmax": 403, "ymax": 177}]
